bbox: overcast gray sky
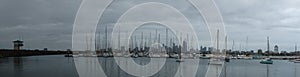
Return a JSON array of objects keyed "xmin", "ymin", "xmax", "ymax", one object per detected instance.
[{"xmin": 1, "ymin": 0, "xmax": 300, "ymax": 52}]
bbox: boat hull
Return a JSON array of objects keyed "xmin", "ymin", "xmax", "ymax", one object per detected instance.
[{"xmin": 260, "ymin": 61, "xmax": 273, "ymax": 64}]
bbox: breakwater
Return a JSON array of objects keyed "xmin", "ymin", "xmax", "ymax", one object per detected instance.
[{"xmin": 0, "ymin": 49, "xmax": 67, "ymax": 57}]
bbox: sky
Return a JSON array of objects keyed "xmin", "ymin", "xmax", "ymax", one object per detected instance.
[{"xmin": 1, "ymin": 0, "xmax": 300, "ymax": 52}]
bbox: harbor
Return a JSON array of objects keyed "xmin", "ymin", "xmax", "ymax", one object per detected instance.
[{"xmin": 2, "ymin": 0, "xmax": 300, "ymax": 77}]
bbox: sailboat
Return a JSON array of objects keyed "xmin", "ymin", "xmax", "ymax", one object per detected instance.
[
  {"xmin": 208, "ymin": 30, "xmax": 223, "ymax": 65},
  {"xmin": 290, "ymin": 43, "xmax": 300, "ymax": 63},
  {"xmin": 176, "ymin": 33, "xmax": 183, "ymax": 62},
  {"xmin": 64, "ymin": 50, "xmax": 73, "ymax": 57},
  {"xmin": 260, "ymin": 37, "xmax": 273, "ymax": 64},
  {"xmin": 205, "ymin": 29, "xmax": 224, "ymax": 77},
  {"xmin": 224, "ymin": 36, "xmax": 230, "ymax": 62}
]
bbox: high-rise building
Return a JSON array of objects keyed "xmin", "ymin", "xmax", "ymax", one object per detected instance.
[{"xmin": 183, "ymin": 41, "xmax": 187, "ymax": 52}]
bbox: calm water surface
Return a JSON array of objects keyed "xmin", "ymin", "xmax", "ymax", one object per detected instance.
[{"xmin": 0, "ymin": 55, "xmax": 299, "ymax": 77}]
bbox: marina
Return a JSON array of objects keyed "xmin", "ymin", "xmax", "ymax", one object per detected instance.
[{"xmin": 2, "ymin": 0, "xmax": 300, "ymax": 77}]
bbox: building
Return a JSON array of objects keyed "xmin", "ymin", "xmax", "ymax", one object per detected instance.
[
  {"xmin": 257, "ymin": 49, "xmax": 263, "ymax": 55},
  {"xmin": 13, "ymin": 40, "xmax": 24, "ymax": 50},
  {"xmin": 182, "ymin": 41, "xmax": 187, "ymax": 52},
  {"xmin": 274, "ymin": 45, "xmax": 279, "ymax": 53}
]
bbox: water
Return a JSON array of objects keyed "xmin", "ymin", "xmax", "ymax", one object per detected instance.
[
  {"xmin": 0, "ymin": 55, "xmax": 78, "ymax": 77},
  {"xmin": 0, "ymin": 55, "xmax": 299, "ymax": 77}
]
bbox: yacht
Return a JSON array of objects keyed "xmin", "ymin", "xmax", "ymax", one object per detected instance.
[
  {"xmin": 260, "ymin": 37, "xmax": 273, "ymax": 64},
  {"xmin": 260, "ymin": 58, "xmax": 273, "ymax": 64},
  {"xmin": 208, "ymin": 30, "xmax": 223, "ymax": 65}
]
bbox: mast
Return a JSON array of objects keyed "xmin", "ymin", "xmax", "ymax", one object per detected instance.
[
  {"xmin": 158, "ymin": 33, "xmax": 161, "ymax": 44},
  {"xmin": 224, "ymin": 35, "xmax": 228, "ymax": 77},
  {"xmin": 166, "ymin": 28, "xmax": 168, "ymax": 47},
  {"xmin": 155, "ymin": 29, "xmax": 158, "ymax": 43},
  {"xmin": 187, "ymin": 33, "xmax": 189, "ymax": 52},
  {"xmin": 267, "ymin": 37, "xmax": 270, "ymax": 57},
  {"xmin": 135, "ymin": 36, "xmax": 137, "ymax": 48},
  {"xmin": 90, "ymin": 31, "xmax": 92, "ymax": 51},
  {"xmin": 179, "ymin": 32, "xmax": 182, "ymax": 60},
  {"xmin": 131, "ymin": 36, "xmax": 133, "ymax": 49},
  {"xmin": 99, "ymin": 32, "xmax": 101, "ymax": 50},
  {"xmin": 217, "ymin": 30, "xmax": 219, "ymax": 59},
  {"xmin": 225, "ymin": 35, "xmax": 227, "ymax": 55},
  {"xmin": 246, "ymin": 36, "xmax": 248, "ymax": 51},
  {"xmin": 144, "ymin": 36, "xmax": 147, "ymax": 49},
  {"xmin": 86, "ymin": 33, "xmax": 88, "ymax": 51},
  {"xmin": 239, "ymin": 43, "xmax": 241, "ymax": 52},
  {"xmin": 141, "ymin": 32, "xmax": 143, "ymax": 49},
  {"xmin": 295, "ymin": 43, "xmax": 297, "ymax": 52},
  {"xmin": 150, "ymin": 32, "xmax": 151, "ymax": 46},
  {"xmin": 232, "ymin": 40, "xmax": 235, "ymax": 51},
  {"xmin": 217, "ymin": 30, "xmax": 219, "ymax": 52},
  {"xmin": 95, "ymin": 32, "xmax": 98, "ymax": 50},
  {"xmin": 118, "ymin": 26, "xmax": 120, "ymax": 50},
  {"xmin": 105, "ymin": 26, "xmax": 108, "ymax": 50}
]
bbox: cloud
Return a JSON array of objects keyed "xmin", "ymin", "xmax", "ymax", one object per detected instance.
[
  {"xmin": 0, "ymin": 0, "xmax": 80, "ymax": 50},
  {"xmin": 1, "ymin": 0, "xmax": 300, "ymax": 51},
  {"xmin": 215, "ymin": 0, "xmax": 300, "ymax": 51}
]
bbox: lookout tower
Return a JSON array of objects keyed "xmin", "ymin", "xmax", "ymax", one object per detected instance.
[{"xmin": 13, "ymin": 40, "xmax": 24, "ymax": 50}]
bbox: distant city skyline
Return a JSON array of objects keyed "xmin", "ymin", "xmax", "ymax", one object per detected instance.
[{"xmin": 1, "ymin": 0, "xmax": 300, "ymax": 52}]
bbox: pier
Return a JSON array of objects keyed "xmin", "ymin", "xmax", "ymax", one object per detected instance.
[
  {"xmin": 0, "ymin": 40, "xmax": 68, "ymax": 57},
  {"xmin": 0, "ymin": 49, "xmax": 68, "ymax": 57}
]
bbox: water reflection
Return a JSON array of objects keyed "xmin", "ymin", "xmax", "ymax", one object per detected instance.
[
  {"xmin": 0, "ymin": 56, "xmax": 300, "ymax": 77},
  {"xmin": 13, "ymin": 57, "xmax": 23, "ymax": 70},
  {"xmin": 13, "ymin": 57, "xmax": 23, "ymax": 77},
  {"xmin": 98, "ymin": 57, "xmax": 180, "ymax": 77}
]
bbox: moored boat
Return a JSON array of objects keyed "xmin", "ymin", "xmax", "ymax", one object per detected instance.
[
  {"xmin": 260, "ymin": 58, "xmax": 273, "ymax": 64},
  {"xmin": 225, "ymin": 57, "xmax": 230, "ymax": 62},
  {"xmin": 64, "ymin": 54, "xmax": 73, "ymax": 57},
  {"xmin": 260, "ymin": 37, "xmax": 273, "ymax": 64}
]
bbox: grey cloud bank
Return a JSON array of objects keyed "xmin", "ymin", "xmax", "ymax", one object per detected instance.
[{"xmin": 0, "ymin": 0, "xmax": 300, "ymax": 52}]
